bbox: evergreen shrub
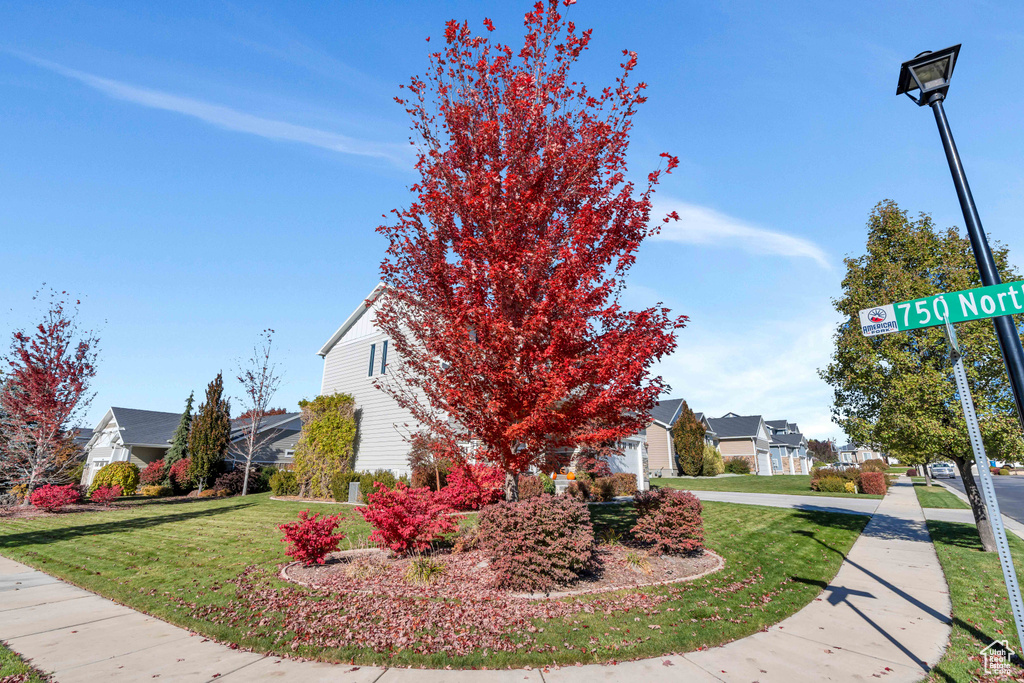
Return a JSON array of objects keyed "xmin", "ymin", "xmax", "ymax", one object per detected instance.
[{"xmin": 90, "ymin": 462, "xmax": 140, "ymax": 496}]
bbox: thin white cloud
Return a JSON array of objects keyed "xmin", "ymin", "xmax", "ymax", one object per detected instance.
[
  {"xmin": 652, "ymin": 199, "xmax": 831, "ymax": 269},
  {"xmin": 12, "ymin": 52, "xmax": 408, "ymax": 165},
  {"xmin": 656, "ymin": 310, "xmax": 845, "ymax": 441}
]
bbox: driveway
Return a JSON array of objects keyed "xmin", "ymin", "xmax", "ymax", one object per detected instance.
[{"xmin": 941, "ymin": 472, "xmax": 1024, "ymax": 524}]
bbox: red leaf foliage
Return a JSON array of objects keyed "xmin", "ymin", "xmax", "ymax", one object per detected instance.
[
  {"xmin": 632, "ymin": 488, "xmax": 704, "ymax": 555},
  {"xmin": 435, "ymin": 463, "xmax": 503, "ymax": 511},
  {"xmin": 359, "ymin": 482, "xmax": 457, "ymax": 556},
  {"xmin": 90, "ymin": 485, "xmax": 122, "ymax": 506},
  {"xmin": 29, "ymin": 484, "xmax": 81, "ymax": 512},
  {"xmin": 169, "ymin": 458, "xmax": 192, "ymax": 489},
  {"xmin": 278, "ymin": 510, "xmax": 345, "ymax": 566},
  {"xmin": 859, "ymin": 471, "xmax": 887, "ymax": 496},
  {"xmin": 478, "ymin": 494, "xmax": 595, "ymax": 591},
  {"xmin": 375, "ymin": 0, "xmax": 686, "ymax": 495},
  {"xmin": 140, "ymin": 459, "xmax": 166, "ymax": 485}
]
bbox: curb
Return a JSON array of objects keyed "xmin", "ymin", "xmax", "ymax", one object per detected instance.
[{"xmin": 932, "ymin": 479, "xmax": 1024, "ymax": 541}]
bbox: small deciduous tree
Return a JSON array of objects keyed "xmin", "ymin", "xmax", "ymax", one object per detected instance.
[
  {"xmin": 230, "ymin": 329, "xmax": 283, "ymax": 496},
  {"xmin": 822, "ymin": 200, "xmax": 1024, "ymax": 551},
  {"xmin": 0, "ymin": 290, "xmax": 98, "ymax": 502},
  {"xmin": 807, "ymin": 438, "xmax": 837, "ymax": 464},
  {"xmin": 164, "ymin": 392, "xmax": 193, "ymax": 471},
  {"xmin": 376, "ymin": 1, "xmax": 685, "ymax": 501},
  {"xmin": 672, "ymin": 401, "xmax": 705, "ymax": 476},
  {"xmin": 293, "ymin": 393, "xmax": 357, "ymax": 499},
  {"xmin": 188, "ymin": 373, "xmax": 231, "ymax": 493}
]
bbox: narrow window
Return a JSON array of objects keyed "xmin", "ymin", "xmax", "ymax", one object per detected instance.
[
  {"xmin": 368, "ymin": 343, "xmax": 376, "ymax": 377},
  {"xmin": 380, "ymin": 339, "xmax": 389, "ymax": 374}
]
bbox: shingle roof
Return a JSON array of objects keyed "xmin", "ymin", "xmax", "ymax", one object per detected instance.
[
  {"xmin": 110, "ymin": 407, "xmax": 182, "ymax": 447},
  {"xmin": 230, "ymin": 412, "xmax": 301, "ymax": 436},
  {"xmin": 765, "ymin": 419, "xmax": 788, "ymax": 430},
  {"xmin": 771, "ymin": 432, "xmax": 805, "ymax": 447},
  {"xmin": 705, "ymin": 414, "xmax": 763, "ymax": 439},
  {"xmin": 72, "ymin": 428, "xmax": 93, "ymax": 445},
  {"xmin": 650, "ymin": 399, "xmax": 685, "ymax": 427}
]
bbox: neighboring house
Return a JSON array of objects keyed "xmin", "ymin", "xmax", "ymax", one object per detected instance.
[
  {"xmin": 694, "ymin": 412, "xmax": 720, "ymax": 449},
  {"xmin": 80, "ymin": 407, "xmax": 181, "ymax": 485},
  {"xmin": 644, "ymin": 398, "xmax": 684, "ymax": 477},
  {"xmin": 227, "ymin": 413, "xmax": 302, "ymax": 468},
  {"xmin": 766, "ymin": 420, "xmax": 811, "ymax": 475},
  {"xmin": 705, "ymin": 413, "xmax": 773, "ymax": 475},
  {"xmin": 71, "ymin": 428, "xmax": 93, "ymax": 449},
  {"xmin": 838, "ymin": 443, "xmax": 886, "ymax": 464}
]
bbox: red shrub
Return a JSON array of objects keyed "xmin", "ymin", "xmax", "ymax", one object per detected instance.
[
  {"xmin": 860, "ymin": 471, "xmax": 887, "ymax": 495},
  {"xmin": 140, "ymin": 459, "xmax": 166, "ymax": 485},
  {"xmin": 279, "ymin": 510, "xmax": 345, "ymax": 566},
  {"xmin": 169, "ymin": 458, "xmax": 192, "ymax": 490},
  {"xmin": 437, "ymin": 463, "xmax": 503, "ymax": 511},
  {"xmin": 359, "ymin": 482, "xmax": 457, "ymax": 556},
  {"xmin": 30, "ymin": 484, "xmax": 81, "ymax": 512},
  {"xmin": 906, "ymin": 468, "xmax": 917, "ymax": 477},
  {"xmin": 632, "ymin": 488, "xmax": 704, "ymax": 555},
  {"xmin": 591, "ymin": 477, "xmax": 615, "ymax": 502},
  {"xmin": 478, "ymin": 494, "xmax": 595, "ymax": 592},
  {"xmin": 517, "ymin": 474, "xmax": 543, "ymax": 499},
  {"xmin": 90, "ymin": 485, "xmax": 122, "ymax": 506}
]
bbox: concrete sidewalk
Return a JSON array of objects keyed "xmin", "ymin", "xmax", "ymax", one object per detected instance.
[
  {"xmin": 0, "ymin": 481, "xmax": 949, "ymax": 682},
  {"xmin": 687, "ymin": 490, "xmax": 880, "ymax": 516}
]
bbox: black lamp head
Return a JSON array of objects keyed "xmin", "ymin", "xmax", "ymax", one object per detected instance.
[{"xmin": 897, "ymin": 44, "xmax": 961, "ymax": 105}]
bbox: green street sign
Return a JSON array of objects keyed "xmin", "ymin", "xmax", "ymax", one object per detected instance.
[{"xmin": 859, "ymin": 281, "xmax": 1024, "ymax": 337}]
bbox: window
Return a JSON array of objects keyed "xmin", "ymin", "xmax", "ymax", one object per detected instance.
[
  {"xmin": 380, "ymin": 339, "xmax": 388, "ymax": 374},
  {"xmin": 368, "ymin": 343, "xmax": 376, "ymax": 377},
  {"xmin": 284, "ymin": 449, "xmax": 295, "ymax": 458}
]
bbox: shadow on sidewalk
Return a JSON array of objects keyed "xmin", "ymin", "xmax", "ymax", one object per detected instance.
[{"xmin": 0, "ymin": 503, "xmax": 254, "ymax": 550}]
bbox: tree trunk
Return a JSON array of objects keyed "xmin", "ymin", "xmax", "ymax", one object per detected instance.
[
  {"xmin": 242, "ymin": 461, "xmax": 250, "ymax": 496},
  {"xmin": 923, "ymin": 463, "xmax": 932, "ymax": 487},
  {"xmin": 953, "ymin": 455, "xmax": 997, "ymax": 552},
  {"xmin": 434, "ymin": 464, "xmax": 441, "ymax": 492},
  {"xmin": 504, "ymin": 471, "xmax": 519, "ymax": 502},
  {"xmin": 21, "ymin": 469, "xmax": 37, "ymax": 507}
]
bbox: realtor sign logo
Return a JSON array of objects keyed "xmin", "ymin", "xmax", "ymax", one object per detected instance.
[{"xmin": 859, "ymin": 281, "xmax": 1024, "ymax": 337}]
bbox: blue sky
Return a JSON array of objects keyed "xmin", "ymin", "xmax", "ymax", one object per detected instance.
[{"xmin": 2, "ymin": 1, "xmax": 1023, "ymax": 441}]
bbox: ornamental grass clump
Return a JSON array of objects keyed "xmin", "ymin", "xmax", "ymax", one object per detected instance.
[
  {"xmin": 359, "ymin": 482, "xmax": 457, "ymax": 556},
  {"xmin": 631, "ymin": 488, "xmax": 704, "ymax": 555},
  {"xmin": 279, "ymin": 510, "xmax": 345, "ymax": 566},
  {"xmin": 477, "ymin": 494, "xmax": 595, "ymax": 592},
  {"xmin": 406, "ymin": 555, "xmax": 447, "ymax": 585},
  {"xmin": 89, "ymin": 485, "xmax": 122, "ymax": 506},
  {"xmin": 90, "ymin": 461, "xmax": 140, "ymax": 496},
  {"xmin": 29, "ymin": 484, "xmax": 81, "ymax": 512}
]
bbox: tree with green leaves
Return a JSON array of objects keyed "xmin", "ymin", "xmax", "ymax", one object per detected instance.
[
  {"xmin": 822, "ymin": 200, "xmax": 1024, "ymax": 551},
  {"xmin": 293, "ymin": 393, "xmax": 357, "ymax": 498},
  {"xmin": 672, "ymin": 400, "xmax": 705, "ymax": 476},
  {"xmin": 188, "ymin": 374, "xmax": 231, "ymax": 493},
  {"xmin": 164, "ymin": 391, "xmax": 193, "ymax": 471}
]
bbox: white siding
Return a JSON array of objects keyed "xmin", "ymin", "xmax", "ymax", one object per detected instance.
[{"xmin": 320, "ymin": 327, "xmax": 419, "ymax": 475}]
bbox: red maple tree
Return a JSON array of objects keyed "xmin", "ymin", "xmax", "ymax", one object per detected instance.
[
  {"xmin": 375, "ymin": 1, "xmax": 686, "ymax": 500},
  {"xmin": 1, "ymin": 291, "xmax": 99, "ymax": 501}
]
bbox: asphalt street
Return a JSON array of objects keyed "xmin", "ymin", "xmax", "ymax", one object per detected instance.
[{"xmin": 942, "ymin": 471, "xmax": 1024, "ymax": 524}]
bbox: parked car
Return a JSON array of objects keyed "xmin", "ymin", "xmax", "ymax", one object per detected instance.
[{"xmin": 929, "ymin": 462, "xmax": 956, "ymax": 479}]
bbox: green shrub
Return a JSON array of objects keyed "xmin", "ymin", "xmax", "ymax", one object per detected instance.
[
  {"xmin": 844, "ymin": 481, "xmax": 857, "ymax": 494},
  {"xmin": 1000, "ymin": 468, "xmax": 1011, "ymax": 476},
  {"xmin": 817, "ymin": 476, "xmax": 846, "ymax": 493},
  {"xmin": 139, "ymin": 484, "xmax": 172, "ymax": 497},
  {"xmin": 538, "ymin": 472, "xmax": 556, "ymax": 495},
  {"xmin": 330, "ymin": 471, "xmax": 363, "ymax": 502},
  {"xmin": 269, "ymin": 470, "xmax": 299, "ymax": 496},
  {"xmin": 90, "ymin": 461, "xmax": 140, "ymax": 496},
  {"xmin": 861, "ymin": 458, "xmax": 887, "ymax": 473},
  {"xmin": 702, "ymin": 446, "xmax": 724, "ymax": 476},
  {"xmin": 359, "ymin": 469, "xmax": 398, "ymax": 501},
  {"xmin": 724, "ymin": 458, "xmax": 750, "ymax": 475}
]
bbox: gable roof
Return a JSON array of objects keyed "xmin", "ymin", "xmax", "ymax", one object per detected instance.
[
  {"xmin": 230, "ymin": 412, "xmax": 301, "ymax": 438},
  {"xmin": 765, "ymin": 419, "xmax": 788, "ymax": 430},
  {"xmin": 650, "ymin": 399, "xmax": 685, "ymax": 428},
  {"xmin": 705, "ymin": 414, "xmax": 765, "ymax": 439},
  {"xmin": 317, "ymin": 283, "xmax": 387, "ymax": 357},
  {"xmin": 771, "ymin": 432, "xmax": 806, "ymax": 447},
  {"xmin": 108, "ymin": 407, "xmax": 183, "ymax": 448}
]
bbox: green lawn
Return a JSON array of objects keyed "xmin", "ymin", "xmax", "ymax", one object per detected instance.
[
  {"xmin": 926, "ymin": 520, "xmax": 1024, "ymax": 682},
  {"xmin": 1, "ymin": 641, "xmax": 47, "ymax": 682},
  {"xmin": 654, "ymin": 474, "xmax": 883, "ymax": 499},
  {"xmin": 913, "ymin": 482, "xmax": 969, "ymax": 509},
  {"xmin": 0, "ymin": 493, "xmax": 867, "ymax": 668}
]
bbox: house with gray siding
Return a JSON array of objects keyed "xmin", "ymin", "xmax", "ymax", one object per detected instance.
[
  {"xmin": 705, "ymin": 413, "xmax": 773, "ymax": 475},
  {"xmin": 227, "ymin": 413, "xmax": 302, "ymax": 468},
  {"xmin": 766, "ymin": 419, "xmax": 811, "ymax": 474},
  {"xmin": 317, "ymin": 284, "xmax": 419, "ymax": 476},
  {"xmin": 80, "ymin": 407, "xmax": 181, "ymax": 485}
]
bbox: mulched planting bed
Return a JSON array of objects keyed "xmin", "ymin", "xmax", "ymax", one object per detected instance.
[
  {"xmin": 0, "ymin": 503, "xmax": 128, "ymax": 519},
  {"xmin": 284, "ymin": 546, "xmax": 723, "ymax": 599}
]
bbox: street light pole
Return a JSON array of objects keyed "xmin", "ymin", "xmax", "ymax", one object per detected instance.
[{"xmin": 928, "ymin": 96, "xmax": 1024, "ymax": 430}]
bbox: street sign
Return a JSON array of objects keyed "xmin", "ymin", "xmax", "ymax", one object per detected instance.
[{"xmin": 859, "ymin": 281, "xmax": 1024, "ymax": 337}]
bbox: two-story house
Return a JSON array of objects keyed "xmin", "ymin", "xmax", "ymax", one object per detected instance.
[
  {"xmin": 704, "ymin": 413, "xmax": 773, "ymax": 475},
  {"xmin": 765, "ymin": 419, "xmax": 811, "ymax": 474}
]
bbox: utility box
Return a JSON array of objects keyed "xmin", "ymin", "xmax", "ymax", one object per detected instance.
[{"xmin": 349, "ymin": 481, "xmax": 360, "ymax": 504}]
